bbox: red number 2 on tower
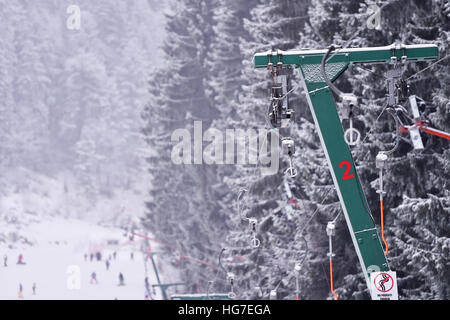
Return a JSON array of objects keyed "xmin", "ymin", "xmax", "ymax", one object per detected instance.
[{"xmin": 339, "ymin": 160, "xmax": 355, "ymax": 181}]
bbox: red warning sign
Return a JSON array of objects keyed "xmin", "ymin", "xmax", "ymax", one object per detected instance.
[
  {"xmin": 370, "ymin": 271, "xmax": 398, "ymax": 300},
  {"xmin": 374, "ymin": 273, "xmax": 394, "ymax": 293}
]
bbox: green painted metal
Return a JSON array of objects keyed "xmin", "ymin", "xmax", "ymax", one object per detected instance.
[
  {"xmin": 152, "ymin": 282, "xmax": 186, "ymax": 298},
  {"xmin": 170, "ymin": 293, "xmax": 230, "ymax": 300},
  {"xmin": 253, "ymin": 43, "xmax": 438, "ymax": 293},
  {"xmin": 305, "ymin": 86, "xmax": 390, "ymax": 280},
  {"xmin": 149, "ymin": 252, "xmax": 185, "ymax": 300},
  {"xmin": 254, "ymin": 44, "xmax": 438, "ymax": 68}
]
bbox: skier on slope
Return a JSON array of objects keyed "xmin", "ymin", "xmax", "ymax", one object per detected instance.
[
  {"xmin": 17, "ymin": 253, "xmax": 25, "ymax": 265},
  {"xmin": 18, "ymin": 283, "xmax": 24, "ymax": 298},
  {"xmin": 3, "ymin": 254, "xmax": 7, "ymax": 267},
  {"xmin": 90, "ymin": 272, "xmax": 98, "ymax": 284},
  {"xmin": 144, "ymin": 277, "xmax": 151, "ymax": 300},
  {"xmin": 118, "ymin": 272, "xmax": 125, "ymax": 286},
  {"xmin": 144, "ymin": 277, "xmax": 150, "ymax": 291},
  {"xmin": 32, "ymin": 283, "xmax": 36, "ymax": 295},
  {"xmin": 105, "ymin": 259, "xmax": 110, "ymax": 271}
]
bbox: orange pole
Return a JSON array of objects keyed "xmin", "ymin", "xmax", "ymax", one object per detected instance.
[
  {"xmin": 329, "ymin": 259, "xmax": 338, "ymax": 300},
  {"xmin": 380, "ymin": 199, "xmax": 389, "ymax": 255}
]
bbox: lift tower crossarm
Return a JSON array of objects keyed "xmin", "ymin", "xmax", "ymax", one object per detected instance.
[
  {"xmin": 254, "ymin": 44, "xmax": 438, "ymax": 69},
  {"xmin": 253, "ymin": 43, "xmax": 438, "ymax": 294}
]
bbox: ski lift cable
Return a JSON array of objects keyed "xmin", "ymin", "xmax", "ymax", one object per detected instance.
[
  {"xmin": 274, "ymin": 235, "xmax": 309, "ymax": 300},
  {"xmin": 376, "ymin": 109, "xmax": 401, "ymax": 155},
  {"xmin": 406, "ymin": 52, "xmax": 450, "ymax": 81},
  {"xmin": 319, "ymin": 0, "xmax": 444, "ymax": 153},
  {"xmin": 321, "ymin": 46, "xmax": 345, "ymax": 98},
  {"xmin": 292, "ymin": 235, "xmax": 309, "ymax": 300},
  {"xmin": 269, "ymin": 234, "xmax": 309, "ymax": 299},
  {"xmin": 289, "ymin": 185, "xmax": 337, "ymax": 296},
  {"xmin": 207, "ymin": 243, "xmax": 267, "ymax": 299},
  {"xmin": 234, "ymin": 130, "xmax": 272, "ymax": 248},
  {"xmin": 316, "ymin": 0, "xmax": 402, "ymax": 111},
  {"xmin": 132, "ymin": 232, "xmax": 218, "ymax": 270},
  {"xmin": 273, "ymin": 265, "xmax": 285, "ymax": 291},
  {"xmin": 237, "ymin": 189, "xmax": 250, "ymax": 222},
  {"xmin": 220, "ymin": 248, "xmax": 239, "ymax": 299},
  {"xmin": 386, "ymin": 112, "xmax": 401, "ymax": 155},
  {"xmin": 206, "ymin": 247, "xmax": 250, "ymax": 300},
  {"xmin": 218, "ymin": 248, "xmax": 229, "ymax": 274},
  {"xmin": 240, "ymin": 24, "xmax": 398, "ymax": 295},
  {"xmin": 271, "ymin": 82, "xmax": 301, "ymax": 101},
  {"xmin": 352, "ymin": 65, "xmax": 387, "ymax": 79},
  {"xmin": 357, "ymin": 102, "xmax": 388, "ymax": 145},
  {"xmin": 133, "ymin": 232, "xmax": 178, "ymax": 251},
  {"xmin": 228, "ymin": 114, "xmax": 288, "ymax": 291},
  {"xmin": 234, "ymin": 185, "xmax": 312, "ymax": 299},
  {"xmin": 326, "ymin": 220, "xmax": 338, "ymax": 300},
  {"xmin": 369, "ymin": 85, "xmax": 450, "ymax": 258},
  {"xmin": 332, "ymin": 211, "xmax": 342, "ymax": 223},
  {"xmin": 355, "ymin": 54, "xmax": 450, "ymax": 149},
  {"xmin": 206, "ymin": 248, "xmax": 227, "ymax": 300},
  {"xmin": 297, "ymin": 187, "xmax": 335, "ymax": 237},
  {"xmin": 257, "ymin": 10, "xmax": 445, "ymax": 300},
  {"xmin": 297, "ymin": 235, "xmax": 309, "ymax": 267},
  {"xmin": 236, "ymin": 189, "xmax": 261, "ymax": 248},
  {"xmin": 246, "ymin": 130, "xmax": 269, "ymax": 194}
]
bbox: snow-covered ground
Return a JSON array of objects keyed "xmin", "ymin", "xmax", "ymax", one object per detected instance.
[{"xmin": 0, "ymin": 217, "xmax": 162, "ymax": 300}]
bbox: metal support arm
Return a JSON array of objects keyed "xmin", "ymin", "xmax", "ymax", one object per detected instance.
[{"xmin": 253, "ymin": 43, "xmax": 438, "ymax": 293}]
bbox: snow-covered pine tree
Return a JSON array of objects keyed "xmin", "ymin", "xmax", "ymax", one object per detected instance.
[
  {"xmin": 291, "ymin": 0, "xmax": 381, "ymax": 300},
  {"xmin": 142, "ymin": 0, "xmax": 232, "ymax": 293},
  {"xmin": 0, "ymin": 0, "xmax": 166, "ymax": 222},
  {"xmin": 383, "ymin": 0, "xmax": 450, "ymax": 300},
  {"xmin": 58, "ymin": 1, "xmax": 161, "ymax": 204},
  {"xmin": 220, "ymin": 0, "xmax": 321, "ymax": 300},
  {"xmin": 300, "ymin": 0, "xmax": 450, "ymax": 300},
  {"xmin": 205, "ymin": 0, "xmax": 242, "ymax": 119},
  {"xmin": 0, "ymin": 2, "xmax": 17, "ymax": 170},
  {"xmin": 6, "ymin": 3, "xmax": 50, "ymax": 170}
]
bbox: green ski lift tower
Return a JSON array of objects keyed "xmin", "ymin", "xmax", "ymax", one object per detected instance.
[{"xmin": 253, "ymin": 43, "xmax": 439, "ymax": 293}]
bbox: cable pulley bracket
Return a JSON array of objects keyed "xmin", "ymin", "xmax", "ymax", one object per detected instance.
[
  {"xmin": 267, "ymin": 49, "xmax": 295, "ymax": 128},
  {"xmin": 248, "ymin": 218, "xmax": 260, "ymax": 248},
  {"xmin": 226, "ymin": 272, "xmax": 236, "ymax": 299},
  {"xmin": 326, "ymin": 221, "xmax": 336, "ymax": 237},
  {"xmin": 385, "ymin": 62, "xmax": 406, "ymax": 107},
  {"xmin": 375, "ymin": 152, "xmax": 388, "ymax": 196},
  {"xmin": 340, "ymin": 94, "xmax": 361, "ymax": 146}
]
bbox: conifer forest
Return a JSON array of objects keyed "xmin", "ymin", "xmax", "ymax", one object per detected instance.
[{"xmin": 0, "ymin": 0, "xmax": 449, "ymax": 301}]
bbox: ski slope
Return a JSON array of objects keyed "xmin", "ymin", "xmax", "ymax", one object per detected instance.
[{"xmin": 0, "ymin": 217, "xmax": 163, "ymax": 300}]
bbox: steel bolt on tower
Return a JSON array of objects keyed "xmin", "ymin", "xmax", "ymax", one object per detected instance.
[{"xmin": 253, "ymin": 43, "xmax": 439, "ymax": 293}]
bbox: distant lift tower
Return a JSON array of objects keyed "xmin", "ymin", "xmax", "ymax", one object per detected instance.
[{"xmin": 253, "ymin": 43, "xmax": 439, "ymax": 292}]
